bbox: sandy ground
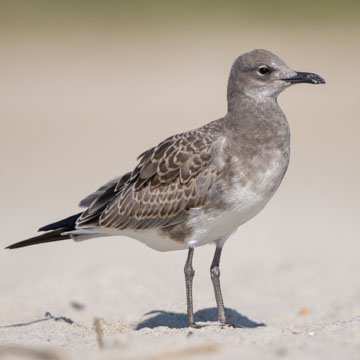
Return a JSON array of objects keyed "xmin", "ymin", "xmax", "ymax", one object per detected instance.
[{"xmin": 1, "ymin": 25, "xmax": 360, "ymax": 359}]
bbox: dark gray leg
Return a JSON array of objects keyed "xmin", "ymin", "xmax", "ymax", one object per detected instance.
[
  {"xmin": 210, "ymin": 246, "xmax": 227, "ymax": 324},
  {"xmin": 184, "ymin": 247, "xmax": 199, "ymax": 328}
]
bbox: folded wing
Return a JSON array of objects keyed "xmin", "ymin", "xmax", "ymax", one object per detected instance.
[{"xmin": 77, "ymin": 126, "xmax": 225, "ymax": 231}]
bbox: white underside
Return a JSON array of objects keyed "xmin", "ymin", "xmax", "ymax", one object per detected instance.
[
  {"xmin": 66, "ymin": 189, "xmax": 273, "ymax": 252},
  {"xmin": 67, "ymin": 149, "xmax": 287, "ymax": 252}
]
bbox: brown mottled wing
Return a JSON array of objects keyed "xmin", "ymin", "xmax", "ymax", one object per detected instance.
[
  {"xmin": 94, "ymin": 129, "xmax": 225, "ymax": 231},
  {"xmin": 77, "ymin": 172, "xmax": 131, "ymax": 227},
  {"xmin": 78, "ymin": 176, "xmax": 122, "ymax": 208}
]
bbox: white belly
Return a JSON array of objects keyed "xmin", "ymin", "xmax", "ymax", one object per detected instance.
[
  {"xmin": 121, "ymin": 173, "xmax": 277, "ymax": 252},
  {"xmin": 70, "ymin": 150, "xmax": 288, "ymax": 252},
  {"xmin": 121, "ymin": 229, "xmax": 189, "ymax": 252},
  {"xmin": 70, "ymin": 190, "xmax": 271, "ymax": 253},
  {"xmin": 184, "ymin": 148, "xmax": 289, "ymax": 248},
  {"xmin": 185, "ymin": 189, "xmax": 272, "ymax": 248}
]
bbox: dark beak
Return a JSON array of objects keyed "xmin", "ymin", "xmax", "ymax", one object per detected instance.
[{"xmin": 283, "ymin": 71, "xmax": 325, "ymax": 85}]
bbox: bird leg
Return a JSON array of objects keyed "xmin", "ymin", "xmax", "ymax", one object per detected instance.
[
  {"xmin": 210, "ymin": 246, "xmax": 227, "ymax": 324},
  {"xmin": 184, "ymin": 247, "xmax": 199, "ymax": 328}
]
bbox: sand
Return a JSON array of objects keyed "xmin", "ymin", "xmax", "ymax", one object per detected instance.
[{"xmin": 1, "ymin": 25, "xmax": 359, "ymax": 359}]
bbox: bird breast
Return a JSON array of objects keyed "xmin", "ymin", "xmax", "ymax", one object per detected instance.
[{"xmin": 184, "ymin": 135, "xmax": 290, "ymax": 248}]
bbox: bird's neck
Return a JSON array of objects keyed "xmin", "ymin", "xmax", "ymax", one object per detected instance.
[
  {"xmin": 227, "ymin": 91, "xmax": 278, "ymax": 115},
  {"xmin": 224, "ymin": 93, "xmax": 289, "ymax": 139}
]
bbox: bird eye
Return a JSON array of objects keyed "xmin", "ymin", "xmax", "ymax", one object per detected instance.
[{"xmin": 258, "ymin": 66, "xmax": 270, "ymax": 75}]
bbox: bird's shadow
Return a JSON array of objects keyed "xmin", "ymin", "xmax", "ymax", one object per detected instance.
[{"xmin": 135, "ymin": 307, "xmax": 265, "ymax": 330}]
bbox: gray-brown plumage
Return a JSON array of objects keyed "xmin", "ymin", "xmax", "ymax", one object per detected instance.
[
  {"xmin": 78, "ymin": 125, "xmax": 225, "ymax": 232},
  {"xmin": 6, "ymin": 49, "xmax": 325, "ymax": 328}
]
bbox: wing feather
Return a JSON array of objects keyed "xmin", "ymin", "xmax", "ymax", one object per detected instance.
[{"xmin": 77, "ymin": 125, "xmax": 225, "ymax": 231}]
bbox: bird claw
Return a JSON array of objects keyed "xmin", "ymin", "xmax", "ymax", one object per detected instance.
[
  {"xmin": 188, "ymin": 322, "xmax": 204, "ymax": 329},
  {"xmin": 219, "ymin": 322, "xmax": 243, "ymax": 329},
  {"xmin": 188, "ymin": 321, "xmax": 242, "ymax": 329}
]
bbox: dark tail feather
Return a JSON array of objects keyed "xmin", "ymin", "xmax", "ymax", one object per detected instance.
[
  {"xmin": 38, "ymin": 212, "xmax": 82, "ymax": 232},
  {"xmin": 6, "ymin": 212, "xmax": 83, "ymax": 249},
  {"xmin": 6, "ymin": 229, "xmax": 71, "ymax": 249}
]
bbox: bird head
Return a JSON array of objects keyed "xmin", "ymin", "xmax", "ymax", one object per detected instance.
[{"xmin": 227, "ymin": 49, "xmax": 325, "ymax": 106}]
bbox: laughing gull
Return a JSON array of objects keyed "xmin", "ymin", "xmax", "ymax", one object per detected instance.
[{"xmin": 6, "ymin": 49, "xmax": 325, "ymax": 328}]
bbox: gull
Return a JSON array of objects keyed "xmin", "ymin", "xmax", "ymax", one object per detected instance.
[{"xmin": 6, "ymin": 49, "xmax": 325, "ymax": 328}]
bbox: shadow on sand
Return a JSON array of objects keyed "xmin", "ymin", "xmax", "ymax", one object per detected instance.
[{"xmin": 136, "ymin": 307, "xmax": 265, "ymax": 330}]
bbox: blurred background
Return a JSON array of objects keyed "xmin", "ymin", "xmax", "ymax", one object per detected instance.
[{"xmin": 0, "ymin": 0, "xmax": 359, "ymax": 357}]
